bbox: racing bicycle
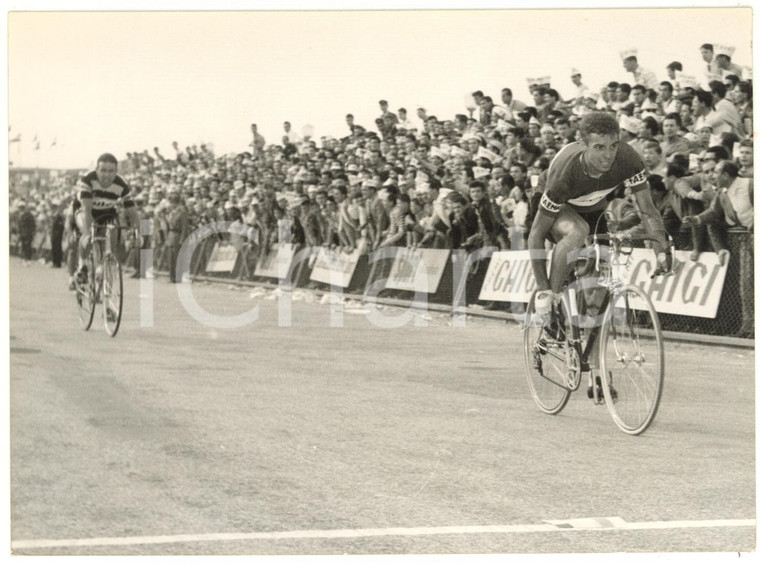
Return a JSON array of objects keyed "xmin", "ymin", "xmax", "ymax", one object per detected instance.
[
  {"xmin": 75, "ymin": 221, "xmax": 127, "ymax": 336},
  {"xmin": 523, "ymin": 232, "xmax": 673, "ymax": 435}
]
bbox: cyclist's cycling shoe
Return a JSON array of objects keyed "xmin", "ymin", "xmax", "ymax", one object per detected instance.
[
  {"xmin": 106, "ymin": 308, "xmax": 117, "ymax": 324},
  {"xmin": 542, "ymin": 312, "xmax": 565, "ymax": 343},
  {"xmin": 75, "ymin": 266, "xmax": 88, "ymax": 286},
  {"xmin": 587, "ymin": 375, "xmax": 618, "ymax": 403}
]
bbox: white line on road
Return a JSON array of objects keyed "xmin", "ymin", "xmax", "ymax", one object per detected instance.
[{"xmin": 12, "ymin": 517, "xmax": 755, "ymax": 549}]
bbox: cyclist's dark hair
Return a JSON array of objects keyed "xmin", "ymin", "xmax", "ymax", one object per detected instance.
[
  {"xmin": 700, "ymin": 43, "xmax": 713, "ymax": 52},
  {"xmin": 468, "ymin": 180, "xmax": 487, "ymax": 191},
  {"xmin": 97, "ymin": 153, "xmax": 118, "ymax": 167},
  {"xmin": 579, "ymin": 112, "xmax": 619, "ymax": 142}
]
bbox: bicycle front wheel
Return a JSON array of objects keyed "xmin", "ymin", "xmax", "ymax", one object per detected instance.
[
  {"xmin": 102, "ymin": 253, "xmax": 123, "ymax": 337},
  {"xmin": 599, "ymin": 284, "xmax": 664, "ymax": 435},
  {"xmin": 523, "ymin": 291, "xmax": 573, "ymax": 415},
  {"xmin": 76, "ymin": 255, "xmax": 97, "ymax": 330}
]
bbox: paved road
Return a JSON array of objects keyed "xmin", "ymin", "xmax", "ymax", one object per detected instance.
[{"xmin": 9, "ymin": 257, "xmax": 755, "ymax": 555}]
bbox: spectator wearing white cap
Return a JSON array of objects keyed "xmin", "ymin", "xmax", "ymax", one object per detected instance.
[
  {"xmin": 619, "ymin": 115, "xmax": 645, "ymax": 156},
  {"xmin": 569, "ymin": 68, "xmax": 589, "ymax": 101},
  {"xmin": 713, "ymin": 44, "xmax": 743, "ymax": 79},
  {"xmin": 621, "ymin": 48, "xmax": 659, "ymax": 90}
]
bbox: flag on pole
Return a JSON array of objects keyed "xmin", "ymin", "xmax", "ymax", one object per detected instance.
[{"xmin": 34, "ymin": 141, "xmax": 40, "ymax": 151}]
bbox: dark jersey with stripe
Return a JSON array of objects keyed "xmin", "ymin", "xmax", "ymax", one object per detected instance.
[
  {"xmin": 539, "ymin": 141, "xmax": 648, "ymax": 215},
  {"xmin": 77, "ymin": 170, "xmax": 135, "ymax": 221}
]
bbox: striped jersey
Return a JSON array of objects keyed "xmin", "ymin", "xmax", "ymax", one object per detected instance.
[
  {"xmin": 539, "ymin": 141, "xmax": 647, "ymax": 215},
  {"xmin": 77, "ymin": 170, "xmax": 135, "ymax": 219}
]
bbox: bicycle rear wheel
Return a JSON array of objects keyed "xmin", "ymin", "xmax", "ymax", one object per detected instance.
[
  {"xmin": 523, "ymin": 291, "xmax": 573, "ymax": 415},
  {"xmin": 102, "ymin": 253, "xmax": 123, "ymax": 337},
  {"xmin": 599, "ymin": 284, "xmax": 664, "ymax": 435},
  {"xmin": 76, "ymin": 255, "xmax": 97, "ymax": 330}
]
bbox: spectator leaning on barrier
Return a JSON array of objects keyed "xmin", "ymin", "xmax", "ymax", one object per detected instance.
[{"xmin": 683, "ymin": 160, "xmax": 753, "ymax": 263}]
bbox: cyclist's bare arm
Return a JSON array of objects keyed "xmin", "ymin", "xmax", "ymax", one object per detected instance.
[
  {"xmin": 631, "ymin": 183, "xmax": 672, "ymax": 275},
  {"xmin": 80, "ymin": 197, "xmax": 93, "ymax": 239},
  {"xmin": 527, "ymin": 208, "xmax": 555, "ymax": 292}
]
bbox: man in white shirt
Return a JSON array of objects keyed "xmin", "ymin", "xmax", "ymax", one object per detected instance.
[{"xmin": 620, "ymin": 48, "xmax": 659, "ymax": 90}]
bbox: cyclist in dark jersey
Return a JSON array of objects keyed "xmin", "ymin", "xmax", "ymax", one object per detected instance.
[
  {"xmin": 75, "ymin": 153, "xmax": 140, "ymax": 284},
  {"xmin": 528, "ymin": 112, "xmax": 672, "ymax": 319}
]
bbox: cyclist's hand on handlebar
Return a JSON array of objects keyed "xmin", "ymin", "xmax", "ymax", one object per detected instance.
[{"xmin": 79, "ymin": 234, "xmax": 92, "ymax": 251}]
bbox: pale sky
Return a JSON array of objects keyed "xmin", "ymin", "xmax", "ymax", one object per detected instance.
[{"xmin": 6, "ymin": 3, "xmax": 754, "ymax": 170}]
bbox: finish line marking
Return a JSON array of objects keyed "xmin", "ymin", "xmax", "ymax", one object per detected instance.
[{"xmin": 12, "ymin": 517, "xmax": 755, "ymax": 549}]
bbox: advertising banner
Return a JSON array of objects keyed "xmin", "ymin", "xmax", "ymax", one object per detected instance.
[
  {"xmin": 309, "ymin": 245, "xmax": 363, "ymax": 287},
  {"xmin": 205, "ymin": 242, "xmax": 239, "ymax": 273},
  {"xmin": 253, "ymin": 243, "xmax": 295, "ymax": 279},
  {"xmin": 384, "ymin": 248, "xmax": 451, "ymax": 294},
  {"xmin": 478, "ymin": 249, "xmax": 728, "ymax": 318}
]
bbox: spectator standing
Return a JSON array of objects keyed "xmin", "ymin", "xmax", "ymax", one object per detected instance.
[
  {"xmin": 164, "ymin": 187, "xmax": 188, "ymax": 283},
  {"xmin": 500, "ymin": 88, "xmax": 527, "ymax": 121},
  {"xmin": 700, "ymin": 43, "xmax": 721, "ymax": 78},
  {"xmin": 713, "ymin": 44, "xmax": 744, "ymax": 79},
  {"xmin": 49, "ymin": 200, "xmax": 65, "ymax": 268},
  {"xmin": 17, "ymin": 202, "xmax": 36, "ymax": 265},
  {"xmin": 250, "ymin": 123, "xmax": 266, "ymax": 158},
  {"xmin": 621, "ymin": 48, "xmax": 659, "ymax": 90}
]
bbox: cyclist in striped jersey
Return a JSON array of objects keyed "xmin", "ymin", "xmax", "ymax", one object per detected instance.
[{"xmin": 74, "ymin": 153, "xmax": 140, "ymax": 285}]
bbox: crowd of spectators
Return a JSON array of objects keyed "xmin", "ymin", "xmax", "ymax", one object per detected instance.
[{"xmin": 9, "ymin": 43, "xmax": 754, "ymax": 333}]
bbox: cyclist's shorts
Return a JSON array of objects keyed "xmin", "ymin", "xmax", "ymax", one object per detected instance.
[
  {"xmin": 76, "ymin": 208, "xmax": 119, "ymax": 226},
  {"xmin": 547, "ymin": 207, "xmax": 608, "ymax": 245}
]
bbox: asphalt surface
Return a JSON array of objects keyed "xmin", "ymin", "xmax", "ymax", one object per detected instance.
[{"xmin": 9, "ymin": 256, "xmax": 756, "ymax": 556}]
